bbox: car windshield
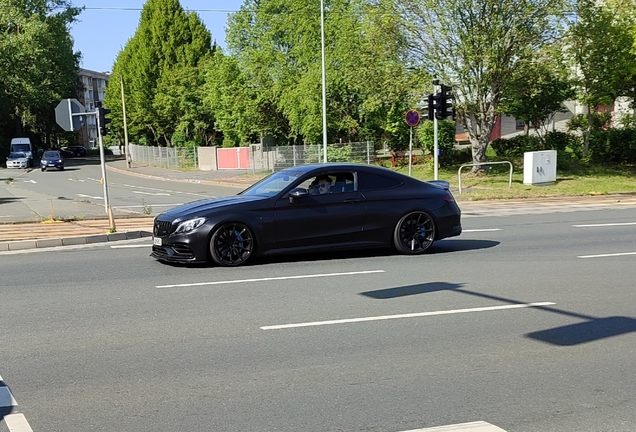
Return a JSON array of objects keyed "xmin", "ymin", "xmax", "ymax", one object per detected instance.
[
  {"xmin": 12, "ymin": 144, "xmax": 30, "ymax": 152},
  {"xmin": 43, "ymin": 151, "xmax": 60, "ymax": 158},
  {"xmin": 8, "ymin": 152, "xmax": 26, "ymax": 159},
  {"xmin": 240, "ymin": 170, "xmax": 304, "ymax": 196}
]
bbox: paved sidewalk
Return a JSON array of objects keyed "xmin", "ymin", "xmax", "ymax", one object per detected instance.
[{"xmin": 2, "ymin": 158, "xmax": 636, "ymax": 252}]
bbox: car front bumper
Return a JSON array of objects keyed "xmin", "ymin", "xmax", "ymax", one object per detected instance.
[{"xmin": 7, "ymin": 162, "xmax": 28, "ymax": 168}]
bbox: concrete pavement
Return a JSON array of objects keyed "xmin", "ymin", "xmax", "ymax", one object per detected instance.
[{"xmin": 2, "ymin": 158, "xmax": 636, "ymax": 252}]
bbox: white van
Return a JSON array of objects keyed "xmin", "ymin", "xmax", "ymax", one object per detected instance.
[{"xmin": 10, "ymin": 138, "xmax": 35, "ymax": 167}]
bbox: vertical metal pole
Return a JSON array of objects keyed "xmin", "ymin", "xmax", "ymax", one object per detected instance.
[
  {"xmin": 120, "ymin": 74, "xmax": 130, "ymax": 168},
  {"xmin": 96, "ymin": 108, "xmax": 116, "ymax": 231},
  {"xmin": 434, "ymin": 112, "xmax": 439, "ymax": 180},
  {"xmin": 408, "ymin": 127, "xmax": 413, "ymax": 177},
  {"xmin": 320, "ymin": 0, "xmax": 328, "ymax": 163}
]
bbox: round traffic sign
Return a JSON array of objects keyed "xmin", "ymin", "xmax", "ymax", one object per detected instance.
[{"xmin": 405, "ymin": 109, "xmax": 420, "ymax": 127}]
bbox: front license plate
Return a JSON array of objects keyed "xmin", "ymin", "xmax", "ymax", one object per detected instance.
[
  {"xmin": 48, "ymin": 163, "xmax": 55, "ymax": 166},
  {"xmin": 153, "ymin": 237, "xmax": 162, "ymax": 246}
]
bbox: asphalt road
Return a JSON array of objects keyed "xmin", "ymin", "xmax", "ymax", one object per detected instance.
[
  {"xmin": 2, "ymin": 208, "xmax": 635, "ymax": 432},
  {"xmin": 1, "ymin": 157, "xmax": 242, "ymax": 221}
]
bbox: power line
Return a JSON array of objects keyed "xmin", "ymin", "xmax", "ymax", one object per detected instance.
[{"xmin": 83, "ymin": 7, "xmax": 239, "ymax": 13}]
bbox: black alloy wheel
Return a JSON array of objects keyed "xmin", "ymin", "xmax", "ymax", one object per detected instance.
[
  {"xmin": 393, "ymin": 211, "xmax": 436, "ymax": 254},
  {"xmin": 210, "ymin": 222, "xmax": 255, "ymax": 266}
]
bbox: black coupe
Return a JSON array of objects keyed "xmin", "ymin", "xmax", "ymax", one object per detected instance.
[{"xmin": 151, "ymin": 163, "xmax": 462, "ymax": 266}]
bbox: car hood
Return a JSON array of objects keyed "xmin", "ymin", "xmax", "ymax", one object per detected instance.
[{"xmin": 159, "ymin": 195, "xmax": 267, "ymax": 220}]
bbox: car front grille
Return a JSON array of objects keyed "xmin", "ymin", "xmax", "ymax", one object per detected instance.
[{"xmin": 154, "ymin": 219, "xmax": 174, "ymax": 237}]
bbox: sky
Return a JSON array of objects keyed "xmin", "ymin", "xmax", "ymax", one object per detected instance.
[{"xmin": 69, "ymin": 0, "xmax": 244, "ymax": 73}]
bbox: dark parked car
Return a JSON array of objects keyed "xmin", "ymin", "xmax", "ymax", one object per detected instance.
[
  {"xmin": 40, "ymin": 150, "xmax": 64, "ymax": 171},
  {"xmin": 59, "ymin": 148, "xmax": 75, "ymax": 158},
  {"xmin": 151, "ymin": 164, "xmax": 462, "ymax": 267},
  {"xmin": 68, "ymin": 145, "xmax": 87, "ymax": 156}
]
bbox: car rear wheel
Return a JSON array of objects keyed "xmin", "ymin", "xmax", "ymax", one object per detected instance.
[
  {"xmin": 209, "ymin": 222, "xmax": 254, "ymax": 266},
  {"xmin": 393, "ymin": 211, "xmax": 436, "ymax": 254}
]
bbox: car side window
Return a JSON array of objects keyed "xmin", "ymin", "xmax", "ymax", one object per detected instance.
[
  {"xmin": 302, "ymin": 172, "xmax": 356, "ymax": 195},
  {"xmin": 357, "ymin": 172, "xmax": 402, "ymax": 191}
]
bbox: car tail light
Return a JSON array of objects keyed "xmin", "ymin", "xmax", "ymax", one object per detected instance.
[{"xmin": 442, "ymin": 192, "xmax": 455, "ymax": 203}]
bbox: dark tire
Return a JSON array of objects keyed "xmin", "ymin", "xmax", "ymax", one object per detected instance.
[
  {"xmin": 41, "ymin": 167, "xmax": 46, "ymax": 172},
  {"xmin": 209, "ymin": 222, "xmax": 255, "ymax": 266},
  {"xmin": 59, "ymin": 166, "xmax": 64, "ymax": 171},
  {"xmin": 393, "ymin": 211, "xmax": 436, "ymax": 254}
]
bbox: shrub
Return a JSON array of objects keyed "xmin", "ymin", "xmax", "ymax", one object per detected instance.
[{"xmin": 491, "ymin": 135, "xmax": 540, "ymax": 158}]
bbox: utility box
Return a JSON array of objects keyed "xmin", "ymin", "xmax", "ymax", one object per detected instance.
[{"xmin": 523, "ymin": 150, "xmax": 557, "ymax": 185}]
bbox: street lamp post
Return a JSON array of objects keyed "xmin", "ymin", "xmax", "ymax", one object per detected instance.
[{"xmin": 320, "ymin": 0, "xmax": 328, "ymax": 163}]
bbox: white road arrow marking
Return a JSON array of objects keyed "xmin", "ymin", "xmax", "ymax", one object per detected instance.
[
  {"xmin": 132, "ymin": 191, "xmax": 170, "ymax": 196},
  {"xmin": 77, "ymin": 194, "xmax": 104, "ymax": 200}
]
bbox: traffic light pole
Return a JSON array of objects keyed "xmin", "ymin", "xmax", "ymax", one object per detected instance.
[
  {"xmin": 95, "ymin": 107, "xmax": 116, "ymax": 232},
  {"xmin": 434, "ymin": 113, "xmax": 439, "ymax": 180},
  {"xmin": 433, "ymin": 82, "xmax": 440, "ymax": 180}
]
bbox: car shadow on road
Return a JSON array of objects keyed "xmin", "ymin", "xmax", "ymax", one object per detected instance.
[
  {"xmin": 360, "ymin": 282, "xmax": 636, "ymax": 346},
  {"xmin": 0, "ymin": 197, "xmax": 23, "ymax": 204}
]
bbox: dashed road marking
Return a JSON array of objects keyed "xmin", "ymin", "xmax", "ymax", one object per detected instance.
[
  {"xmin": 400, "ymin": 421, "xmax": 507, "ymax": 431},
  {"xmin": 573, "ymin": 222, "xmax": 636, "ymax": 228},
  {"xmin": 578, "ymin": 251, "xmax": 636, "ymax": 258},
  {"xmin": 156, "ymin": 270, "xmax": 386, "ymax": 289},
  {"xmin": 261, "ymin": 302, "xmax": 555, "ymax": 330},
  {"xmin": 462, "ymin": 229, "xmax": 502, "ymax": 233}
]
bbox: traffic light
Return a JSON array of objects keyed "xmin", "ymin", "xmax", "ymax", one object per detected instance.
[
  {"xmin": 436, "ymin": 84, "xmax": 454, "ymax": 120},
  {"xmin": 96, "ymin": 101, "xmax": 112, "ymax": 135},
  {"xmin": 427, "ymin": 93, "xmax": 443, "ymax": 121}
]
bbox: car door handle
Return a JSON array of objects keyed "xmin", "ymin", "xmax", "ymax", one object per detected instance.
[{"xmin": 343, "ymin": 198, "xmax": 359, "ymax": 204}]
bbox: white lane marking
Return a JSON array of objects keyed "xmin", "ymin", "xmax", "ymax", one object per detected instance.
[
  {"xmin": 132, "ymin": 191, "xmax": 171, "ymax": 196},
  {"xmin": 4, "ymin": 413, "xmax": 34, "ymax": 432},
  {"xmin": 77, "ymin": 194, "xmax": 103, "ymax": 200},
  {"xmin": 68, "ymin": 178, "xmax": 85, "ymax": 182},
  {"xmin": 578, "ymin": 251, "xmax": 636, "ymax": 258},
  {"xmin": 156, "ymin": 270, "xmax": 386, "ymax": 289},
  {"xmin": 261, "ymin": 302, "xmax": 555, "ymax": 330},
  {"xmin": 462, "ymin": 229, "xmax": 502, "ymax": 232},
  {"xmin": 22, "ymin": 180, "xmax": 36, "ymax": 184},
  {"xmin": 111, "ymin": 244, "xmax": 151, "ymax": 249},
  {"xmin": 402, "ymin": 421, "xmax": 507, "ymax": 431},
  {"xmin": 573, "ymin": 222, "xmax": 636, "ymax": 227},
  {"xmin": 120, "ymin": 183, "xmax": 210, "ymax": 198},
  {"xmin": 116, "ymin": 203, "xmax": 182, "ymax": 208}
]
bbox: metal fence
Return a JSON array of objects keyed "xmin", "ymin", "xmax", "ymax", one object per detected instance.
[
  {"xmin": 250, "ymin": 141, "xmax": 375, "ymax": 173},
  {"xmin": 129, "ymin": 143, "xmax": 198, "ymax": 170}
]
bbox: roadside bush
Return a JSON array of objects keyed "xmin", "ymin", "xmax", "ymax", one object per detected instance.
[
  {"xmin": 588, "ymin": 128, "xmax": 636, "ymax": 164},
  {"xmin": 417, "ymin": 120, "xmax": 456, "ymax": 165},
  {"xmin": 491, "ymin": 135, "xmax": 540, "ymax": 158}
]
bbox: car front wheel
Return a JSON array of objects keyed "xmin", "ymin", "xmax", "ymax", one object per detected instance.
[
  {"xmin": 209, "ymin": 222, "xmax": 255, "ymax": 266},
  {"xmin": 393, "ymin": 211, "xmax": 436, "ymax": 254}
]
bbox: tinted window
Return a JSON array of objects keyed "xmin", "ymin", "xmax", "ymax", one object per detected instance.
[{"xmin": 358, "ymin": 172, "xmax": 402, "ymax": 191}]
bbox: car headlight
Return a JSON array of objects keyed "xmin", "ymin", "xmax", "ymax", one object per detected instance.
[{"xmin": 174, "ymin": 217, "xmax": 207, "ymax": 234}]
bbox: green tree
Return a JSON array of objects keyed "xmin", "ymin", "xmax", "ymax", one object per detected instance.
[
  {"xmin": 0, "ymin": 0, "xmax": 81, "ymax": 147},
  {"xmin": 105, "ymin": 0, "xmax": 214, "ymax": 146},
  {"xmin": 564, "ymin": 0, "xmax": 636, "ymax": 157},
  {"xmin": 395, "ymin": 0, "xmax": 571, "ymax": 171},
  {"xmin": 500, "ymin": 54, "xmax": 575, "ymax": 140},
  {"xmin": 223, "ymin": 0, "xmax": 415, "ymax": 146}
]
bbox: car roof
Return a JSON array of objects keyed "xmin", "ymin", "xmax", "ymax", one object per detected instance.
[{"xmin": 279, "ymin": 163, "xmax": 416, "ymax": 182}]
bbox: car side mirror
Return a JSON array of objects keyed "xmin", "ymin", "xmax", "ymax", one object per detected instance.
[{"xmin": 288, "ymin": 188, "xmax": 309, "ymax": 203}]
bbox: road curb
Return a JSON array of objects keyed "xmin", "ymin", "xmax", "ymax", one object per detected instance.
[{"xmin": 0, "ymin": 230, "xmax": 152, "ymax": 252}]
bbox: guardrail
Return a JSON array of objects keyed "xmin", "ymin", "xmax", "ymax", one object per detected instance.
[{"xmin": 457, "ymin": 161, "xmax": 513, "ymax": 194}]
